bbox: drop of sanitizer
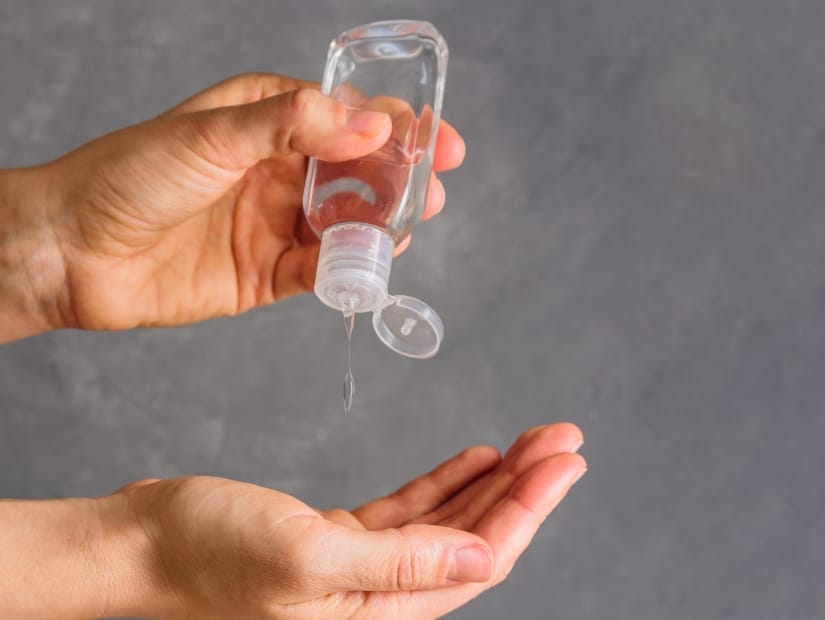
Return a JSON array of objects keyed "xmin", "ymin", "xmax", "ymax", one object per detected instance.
[{"xmin": 342, "ymin": 310, "xmax": 356, "ymax": 415}]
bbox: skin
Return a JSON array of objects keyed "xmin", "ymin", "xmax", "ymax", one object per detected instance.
[{"xmin": 0, "ymin": 73, "xmax": 587, "ymax": 619}]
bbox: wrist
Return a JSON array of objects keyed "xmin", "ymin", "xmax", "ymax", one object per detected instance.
[
  {"xmin": 92, "ymin": 491, "xmax": 180, "ymax": 619},
  {"xmin": 0, "ymin": 165, "xmax": 70, "ymax": 342},
  {"xmin": 0, "ymin": 495, "xmax": 139, "ymax": 619}
]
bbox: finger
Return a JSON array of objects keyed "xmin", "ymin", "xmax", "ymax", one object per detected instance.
[
  {"xmin": 330, "ymin": 93, "xmax": 462, "ymax": 172},
  {"xmin": 175, "ymin": 88, "xmax": 392, "ymax": 171},
  {"xmin": 432, "ymin": 120, "xmax": 465, "ymax": 172},
  {"xmin": 295, "ymin": 213, "xmax": 320, "ymax": 248},
  {"xmin": 319, "ymin": 508, "xmax": 366, "ymax": 529},
  {"xmin": 415, "ymin": 424, "xmax": 580, "ymax": 526},
  {"xmin": 241, "ymin": 160, "xmax": 316, "ymax": 246},
  {"xmin": 497, "ymin": 422, "xmax": 582, "ymax": 466},
  {"xmin": 312, "ymin": 524, "xmax": 493, "ymax": 594},
  {"xmin": 497, "ymin": 423, "xmax": 583, "ymax": 479},
  {"xmin": 392, "ymin": 235, "xmax": 412, "ymax": 258},
  {"xmin": 422, "ymin": 174, "xmax": 446, "ymax": 221},
  {"xmin": 112, "ymin": 478, "xmax": 162, "ymax": 494},
  {"xmin": 272, "ymin": 243, "xmax": 320, "ymax": 300},
  {"xmin": 353, "ymin": 445, "xmax": 501, "ymax": 530},
  {"xmin": 415, "ymin": 423, "xmax": 583, "ymax": 528},
  {"xmin": 437, "ymin": 424, "xmax": 583, "ymax": 530},
  {"xmin": 172, "ymin": 78, "xmax": 464, "ymax": 171},
  {"xmin": 474, "ymin": 452, "xmax": 587, "ymax": 584},
  {"xmin": 165, "ymin": 72, "xmax": 319, "ymax": 115},
  {"xmin": 357, "ymin": 453, "xmax": 587, "ymax": 620},
  {"xmin": 229, "ymin": 168, "xmax": 308, "ymax": 310}
]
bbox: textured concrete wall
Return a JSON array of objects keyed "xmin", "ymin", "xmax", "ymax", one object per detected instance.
[{"xmin": 1, "ymin": 1, "xmax": 824, "ymax": 618}]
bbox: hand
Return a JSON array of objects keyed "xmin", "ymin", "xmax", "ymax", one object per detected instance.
[
  {"xmin": 26, "ymin": 73, "xmax": 464, "ymax": 332},
  {"xmin": 106, "ymin": 424, "xmax": 585, "ymax": 619}
]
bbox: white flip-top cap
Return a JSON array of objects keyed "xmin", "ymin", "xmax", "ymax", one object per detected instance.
[
  {"xmin": 315, "ymin": 222, "xmax": 392, "ymax": 314},
  {"xmin": 372, "ymin": 294, "xmax": 444, "ymax": 359},
  {"xmin": 315, "ymin": 222, "xmax": 444, "ymax": 358}
]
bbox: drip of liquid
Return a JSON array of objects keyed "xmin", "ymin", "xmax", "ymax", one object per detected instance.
[{"xmin": 343, "ymin": 311, "xmax": 355, "ymax": 414}]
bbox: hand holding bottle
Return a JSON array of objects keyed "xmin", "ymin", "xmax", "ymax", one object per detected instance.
[{"xmin": 0, "ymin": 72, "xmax": 463, "ymax": 342}]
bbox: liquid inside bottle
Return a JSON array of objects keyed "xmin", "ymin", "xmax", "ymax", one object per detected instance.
[
  {"xmin": 305, "ymin": 134, "xmax": 428, "ymax": 245},
  {"xmin": 303, "ymin": 22, "xmax": 445, "ymax": 244}
]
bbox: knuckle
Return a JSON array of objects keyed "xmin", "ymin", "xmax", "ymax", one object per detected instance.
[
  {"xmin": 288, "ymin": 87, "xmax": 320, "ymax": 119},
  {"xmin": 281, "ymin": 558, "xmax": 314, "ymax": 593},
  {"xmin": 176, "ymin": 112, "xmax": 234, "ymax": 169},
  {"xmin": 324, "ymin": 508, "xmax": 359, "ymax": 527},
  {"xmin": 324, "ymin": 508, "xmax": 349, "ymax": 519},
  {"xmin": 272, "ymin": 525, "xmax": 322, "ymax": 593},
  {"xmin": 284, "ymin": 543, "xmax": 316, "ymax": 588},
  {"xmin": 392, "ymin": 544, "xmax": 429, "ymax": 590},
  {"xmin": 237, "ymin": 72, "xmax": 269, "ymax": 101},
  {"xmin": 274, "ymin": 87, "xmax": 320, "ymax": 153},
  {"xmin": 245, "ymin": 70, "xmax": 272, "ymax": 86}
]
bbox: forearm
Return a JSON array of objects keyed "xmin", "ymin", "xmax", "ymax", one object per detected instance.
[
  {"xmin": 0, "ymin": 493, "xmax": 168, "ymax": 619},
  {"xmin": 0, "ymin": 167, "xmax": 68, "ymax": 343}
]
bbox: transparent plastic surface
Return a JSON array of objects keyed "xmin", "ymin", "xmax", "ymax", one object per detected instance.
[
  {"xmin": 373, "ymin": 295, "xmax": 444, "ymax": 359},
  {"xmin": 303, "ymin": 20, "xmax": 449, "ymax": 244},
  {"xmin": 303, "ymin": 20, "xmax": 448, "ymax": 358}
]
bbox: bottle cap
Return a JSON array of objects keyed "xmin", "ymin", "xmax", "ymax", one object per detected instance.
[
  {"xmin": 372, "ymin": 294, "xmax": 444, "ymax": 359},
  {"xmin": 315, "ymin": 222, "xmax": 443, "ymax": 358},
  {"xmin": 315, "ymin": 222, "xmax": 393, "ymax": 314}
]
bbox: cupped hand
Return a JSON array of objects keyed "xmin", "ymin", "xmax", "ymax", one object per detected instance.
[
  {"xmin": 111, "ymin": 424, "xmax": 585, "ymax": 619},
  {"xmin": 43, "ymin": 73, "xmax": 464, "ymax": 330}
]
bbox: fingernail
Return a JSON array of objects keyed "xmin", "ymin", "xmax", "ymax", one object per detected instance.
[
  {"xmin": 570, "ymin": 467, "xmax": 588, "ymax": 486},
  {"xmin": 448, "ymin": 545, "xmax": 493, "ymax": 583},
  {"xmin": 346, "ymin": 109, "xmax": 389, "ymax": 136},
  {"xmin": 571, "ymin": 439, "xmax": 584, "ymax": 453}
]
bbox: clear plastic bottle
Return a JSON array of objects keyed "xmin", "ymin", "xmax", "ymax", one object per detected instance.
[{"xmin": 303, "ymin": 20, "xmax": 448, "ymax": 359}]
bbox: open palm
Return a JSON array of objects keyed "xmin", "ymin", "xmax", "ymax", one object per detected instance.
[{"xmin": 119, "ymin": 423, "xmax": 585, "ymax": 619}]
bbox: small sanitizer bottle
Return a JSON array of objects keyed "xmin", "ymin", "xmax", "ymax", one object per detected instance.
[{"xmin": 303, "ymin": 20, "xmax": 449, "ymax": 359}]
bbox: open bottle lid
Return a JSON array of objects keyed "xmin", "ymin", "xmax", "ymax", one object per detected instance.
[
  {"xmin": 314, "ymin": 222, "xmax": 444, "ymax": 359},
  {"xmin": 372, "ymin": 294, "xmax": 444, "ymax": 359}
]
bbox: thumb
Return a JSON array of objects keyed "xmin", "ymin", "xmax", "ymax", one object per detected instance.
[
  {"xmin": 174, "ymin": 88, "xmax": 391, "ymax": 170},
  {"xmin": 314, "ymin": 524, "xmax": 494, "ymax": 593}
]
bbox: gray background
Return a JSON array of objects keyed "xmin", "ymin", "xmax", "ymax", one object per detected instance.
[{"xmin": 1, "ymin": 1, "xmax": 824, "ymax": 619}]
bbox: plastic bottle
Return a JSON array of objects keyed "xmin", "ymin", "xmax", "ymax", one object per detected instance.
[{"xmin": 303, "ymin": 20, "xmax": 449, "ymax": 359}]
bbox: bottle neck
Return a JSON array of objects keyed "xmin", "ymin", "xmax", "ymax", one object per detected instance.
[{"xmin": 314, "ymin": 222, "xmax": 394, "ymax": 314}]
